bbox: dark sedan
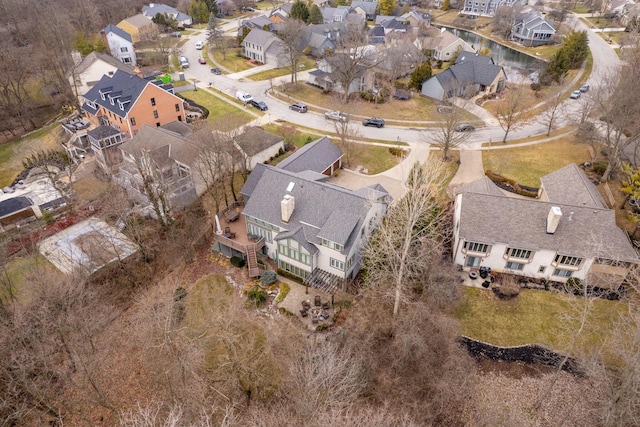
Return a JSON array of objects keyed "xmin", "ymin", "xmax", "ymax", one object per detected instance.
[{"xmin": 362, "ymin": 117, "xmax": 385, "ymax": 128}]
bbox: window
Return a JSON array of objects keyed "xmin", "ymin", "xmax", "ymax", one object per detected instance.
[
  {"xmin": 538, "ymin": 266, "xmax": 546, "ymax": 273},
  {"xmin": 178, "ymin": 116, "xmax": 182, "ymax": 122},
  {"xmin": 505, "ymin": 261, "xmax": 525, "ymax": 270},
  {"xmin": 175, "ymin": 103, "xmax": 180, "ymax": 112},
  {"xmin": 465, "ymin": 256, "xmax": 480, "ymax": 268},
  {"xmin": 553, "ymin": 269, "xmax": 573, "ymax": 278},
  {"xmin": 278, "ymin": 239, "xmax": 310, "ymax": 265},
  {"xmin": 153, "ymin": 110, "xmax": 159, "ymax": 119},
  {"xmin": 463, "ymin": 241, "xmax": 489, "ymax": 254},
  {"xmin": 334, "ymin": 243, "xmax": 343, "ymax": 252},
  {"xmin": 278, "ymin": 260, "xmax": 309, "ymax": 279},
  {"xmin": 150, "ymin": 97, "xmax": 156, "ymax": 106},
  {"xmin": 330, "ymin": 258, "xmax": 345, "ymax": 270},
  {"xmin": 507, "ymin": 247, "xmax": 532, "ymax": 260},
  {"xmin": 120, "ymin": 47, "xmax": 128, "ymax": 52},
  {"xmin": 130, "ymin": 117, "xmax": 136, "ymax": 125},
  {"xmin": 554, "ymin": 254, "xmax": 583, "ymax": 267}
]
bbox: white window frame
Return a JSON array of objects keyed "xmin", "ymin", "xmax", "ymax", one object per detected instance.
[{"xmin": 330, "ymin": 258, "xmax": 344, "ymax": 271}]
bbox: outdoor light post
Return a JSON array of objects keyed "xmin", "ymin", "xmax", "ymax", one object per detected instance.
[{"xmin": 193, "ymin": 79, "xmax": 199, "ymax": 91}]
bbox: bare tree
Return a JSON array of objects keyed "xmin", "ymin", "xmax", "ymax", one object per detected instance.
[
  {"xmin": 496, "ymin": 84, "xmax": 527, "ymax": 143},
  {"xmin": 363, "ymin": 161, "xmax": 453, "ymax": 317},
  {"xmin": 277, "ymin": 19, "xmax": 307, "ymax": 85},
  {"xmin": 538, "ymin": 91, "xmax": 565, "ymax": 136},
  {"xmin": 332, "ymin": 117, "xmax": 364, "ymax": 168},
  {"xmin": 207, "ymin": 12, "xmax": 228, "ymax": 60},
  {"xmin": 424, "ymin": 104, "xmax": 472, "ymax": 160}
]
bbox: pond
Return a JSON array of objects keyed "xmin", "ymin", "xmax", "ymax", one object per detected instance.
[{"xmin": 440, "ymin": 27, "xmax": 547, "ymax": 83}]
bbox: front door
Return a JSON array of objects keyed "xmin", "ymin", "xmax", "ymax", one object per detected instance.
[{"xmin": 465, "ymin": 256, "xmax": 480, "ymax": 268}]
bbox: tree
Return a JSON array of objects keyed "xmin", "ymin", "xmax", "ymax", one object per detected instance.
[
  {"xmin": 308, "ymin": 4, "xmax": 323, "ymax": 24},
  {"xmin": 290, "ymin": 0, "xmax": 309, "ymax": 22},
  {"xmin": 378, "ymin": 0, "xmax": 396, "ymax": 16},
  {"xmin": 207, "ymin": 12, "xmax": 228, "ymax": 60},
  {"xmin": 332, "ymin": 117, "xmax": 364, "ymax": 168},
  {"xmin": 409, "ymin": 61, "xmax": 432, "ymax": 91},
  {"xmin": 425, "ymin": 105, "xmax": 472, "ymax": 160},
  {"xmin": 277, "ymin": 19, "xmax": 307, "ymax": 84},
  {"xmin": 73, "ymin": 32, "xmax": 106, "ymax": 56},
  {"xmin": 492, "ymin": 5, "xmax": 521, "ymax": 38},
  {"xmin": 363, "ymin": 161, "xmax": 453, "ymax": 317},
  {"xmin": 442, "ymin": 0, "xmax": 450, "ymax": 10},
  {"xmin": 542, "ymin": 31, "xmax": 589, "ymax": 84},
  {"xmin": 22, "ymin": 149, "xmax": 74, "ymax": 204},
  {"xmin": 189, "ymin": 0, "xmax": 210, "ymax": 24},
  {"xmin": 495, "ymin": 84, "xmax": 526, "ymax": 143},
  {"xmin": 152, "ymin": 13, "xmax": 179, "ymax": 31},
  {"xmin": 538, "ymin": 91, "xmax": 564, "ymax": 136}
]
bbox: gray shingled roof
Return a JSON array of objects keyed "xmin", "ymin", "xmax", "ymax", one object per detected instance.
[
  {"xmin": 243, "ymin": 28, "xmax": 279, "ymax": 48},
  {"xmin": 88, "ymin": 125, "xmax": 121, "ymax": 139},
  {"xmin": 433, "ymin": 53, "xmax": 504, "ymax": 88},
  {"xmin": 454, "ymin": 176, "xmax": 504, "ymax": 196},
  {"xmin": 72, "ymin": 51, "xmax": 134, "ymax": 76},
  {"xmin": 241, "ymin": 165, "xmax": 389, "ymax": 252},
  {"xmin": 119, "ymin": 124, "xmax": 200, "ymax": 167},
  {"xmin": 458, "ymin": 192, "xmax": 638, "ymax": 263},
  {"xmin": 0, "ymin": 196, "xmax": 32, "ymax": 218},
  {"xmin": 540, "ymin": 163, "xmax": 606, "ymax": 208},
  {"xmin": 104, "ymin": 23, "xmax": 132, "ymax": 43},
  {"xmin": 121, "ymin": 14, "xmax": 153, "ymax": 29},
  {"xmin": 233, "ymin": 127, "xmax": 284, "ymax": 157},
  {"xmin": 277, "ymin": 137, "xmax": 343, "ymax": 174}
]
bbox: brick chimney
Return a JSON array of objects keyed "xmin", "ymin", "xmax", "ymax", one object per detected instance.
[
  {"xmin": 133, "ymin": 65, "xmax": 143, "ymax": 78},
  {"xmin": 100, "ymin": 30, "xmax": 111, "ymax": 55},
  {"xmin": 546, "ymin": 206, "xmax": 562, "ymax": 234},
  {"xmin": 281, "ymin": 195, "xmax": 295, "ymax": 223}
]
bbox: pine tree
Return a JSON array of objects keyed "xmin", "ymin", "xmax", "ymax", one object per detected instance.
[
  {"xmin": 308, "ymin": 4, "xmax": 323, "ymax": 24},
  {"xmin": 290, "ymin": 0, "xmax": 309, "ymax": 22},
  {"xmin": 409, "ymin": 62, "xmax": 432, "ymax": 90}
]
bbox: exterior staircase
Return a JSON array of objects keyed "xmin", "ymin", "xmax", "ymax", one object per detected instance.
[{"xmin": 246, "ymin": 244, "xmax": 262, "ymax": 277}]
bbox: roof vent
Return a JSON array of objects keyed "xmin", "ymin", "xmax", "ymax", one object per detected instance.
[
  {"xmin": 281, "ymin": 195, "xmax": 295, "ymax": 223},
  {"xmin": 546, "ymin": 206, "xmax": 562, "ymax": 234}
]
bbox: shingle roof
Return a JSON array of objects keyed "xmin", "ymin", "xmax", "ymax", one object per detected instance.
[
  {"xmin": 243, "ymin": 28, "xmax": 279, "ymax": 48},
  {"xmin": 352, "ymin": 1, "xmax": 378, "ymax": 14},
  {"xmin": 121, "ymin": 14, "xmax": 153, "ymax": 29},
  {"xmin": 277, "ymin": 136, "xmax": 343, "ymax": 174},
  {"xmin": 434, "ymin": 53, "xmax": 504, "ymax": 88},
  {"xmin": 0, "ymin": 196, "xmax": 32, "ymax": 218},
  {"xmin": 119, "ymin": 124, "xmax": 200, "ymax": 167},
  {"xmin": 454, "ymin": 176, "xmax": 504, "ymax": 196},
  {"xmin": 104, "ymin": 23, "xmax": 133, "ymax": 43},
  {"xmin": 72, "ymin": 51, "xmax": 134, "ymax": 76},
  {"xmin": 241, "ymin": 165, "xmax": 389, "ymax": 251},
  {"xmin": 233, "ymin": 127, "xmax": 284, "ymax": 157},
  {"xmin": 540, "ymin": 163, "xmax": 606, "ymax": 208},
  {"xmin": 458, "ymin": 192, "xmax": 639, "ymax": 263},
  {"xmin": 88, "ymin": 125, "xmax": 121, "ymax": 140}
]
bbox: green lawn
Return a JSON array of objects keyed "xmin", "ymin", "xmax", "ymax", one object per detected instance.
[
  {"xmin": 0, "ymin": 255, "xmax": 60, "ymax": 305},
  {"xmin": 454, "ymin": 287, "xmax": 626, "ymax": 356},
  {"xmin": 482, "ymin": 137, "xmax": 591, "ymax": 187},
  {"xmin": 180, "ymin": 89, "xmax": 254, "ymax": 130},
  {"xmin": 210, "ymin": 46, "xmax": 256, "ymax": 73},
  {"xmin": 248, "ymin": 57, "xmax": 318, "ymax": 81}
]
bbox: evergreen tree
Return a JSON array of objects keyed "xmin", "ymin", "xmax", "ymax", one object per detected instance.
[
  {"xmin": 290, "ymin": 0, "xmax": 309, "ymax": 22},
  {"xmin": 189, "ymin": 0, "xmax": 210, "ymax": 24},
  {"xmin": 379, "ymin": 0, "xmax": 396, "ymax": 16},
  {"xmin": 409, "ymin": 62, "xmax": 432, "ymax": 90},
  {"xmin": 308, "ymin": 4, "xmax": 324, "ymax": 24},
  {"xmin": 442, "ymin": 0, "xmax": 451, "ymax": 11}
]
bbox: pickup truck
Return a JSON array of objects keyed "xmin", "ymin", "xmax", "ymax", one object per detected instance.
[{"xmin": 324, "ymin": 110, "xmax": 348, "ymax": 122}]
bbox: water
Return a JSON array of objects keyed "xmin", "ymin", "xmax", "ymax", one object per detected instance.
[{"xmin": 443, "ymin": 27, "xmax": 547, "ymax": 83}]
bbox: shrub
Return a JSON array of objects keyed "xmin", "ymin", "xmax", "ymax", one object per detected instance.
[
  {"xmin": 593, "ymin": 161, "xmax": 608, "ymax": 175},
  {"xmin": 305, "ymin": 136, "xmax": 313, "ymax": 144},
  {"xmin": 245, "ymin": 285, "xmax": 266, "ymax": 306},
  {"xmin": 174, "ymin": 287, "xmax": 187, "ymax": 302},
  {"xmin": 230, "ymin": 256, "xmax": 246, "ymax": 268},
  {"xmin": 316, "ymin": 323, "xmax": 331, "ymax": 332},
  {"xmin": 565, "ymin": 277, "xmax": 585, "ymax": 295},
  {"xmin": 278, "ymin": 307, "xmax": 294, "ymax": 316},
  {"xmin": 389, "ymin": 147, "xmax": 406, "ymax": 157},
  {"xmin": 493, "ymin": 278, "xmax": 521, "ymax": 300},
  {"xmin": 277, "ymin": 268, "xmax": 304, "ymax": 284},
  {"xmin": 275, "ymin": 282, "xmax": 291, "ymax": 303},
  {"xmin": 530, "ymin": 83, "xmax": 541, "ymax": 91},
  {"xmin": 261, "ymin": 271, "xmax": 277, "ymax": 285},
  {"xmin": 278, "ymin": 147, "xmax": 285, "ymax": 155}
]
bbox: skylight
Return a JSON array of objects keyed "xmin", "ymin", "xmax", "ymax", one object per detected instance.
[{"xmin": 286, "ymin": 182, "xmax": 295, "ymax": 192}]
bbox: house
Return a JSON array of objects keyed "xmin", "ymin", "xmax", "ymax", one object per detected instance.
[
  {"xmin": 461, "ymin": 0, "xmax": 522, "ymax": 17},
  {"xmin": 101, "ymin": 24, "xmax": 137, "ymax": 66},
  {"xmin": 117, "ymin": 14, "xmax": 159, "ymax": 43},
  {"xmin": 277, "ymin": 136, "xmax": 343, "ymax": 176},
  {"xmin": 401, "ymin": 10, "xmax": 431, "ymax": 28},
  {"xmin": 305, "ymin": 30, "xmax": 337, "ymax": 57},
  {"xmin": 237, "ymin": 15, "xmax": 275, "ymax": 38},
  {"xmin": 421, "ymin": 52, "xmax": 506, "ymax": 101},
  {"xmin": 232, "ymin": 126, "xmax": 285, "ymax": 170},
  {"xmin": 312, "ymin": 0, "xmax": 330, "ymax": 7},
  {"xmin": 211, "ymin": 162, "xmax": 391, "ymax": 290},
  {"xmin": 453, "ymin": 165, "xmax": 639, "ymax": 289},
  {"xmin": 142, "ymin": 3, "xmax": 193, "ymax": 27},
  {"xmin": 114, "ymin": 124, "xmax": 201, "ymax": 212},
  {"xmin": 419, "ymin": 28, "xmax": 475, "ymax": 61},
  {"xmin": 81, "ymin": 69, "xmax": 186, "ymax": 172},
  {"xmin": 241, "ymin": 28, "xmax": 288, "ymax": 66},
  {"xmin": 322, "ymin": 7, "xmax": 349, "ymax": 24},
  {"xmin": 351, "ymin": 1, "xmax": 378, "ymax": 21},
  {"xmin": 375, "ymin": 17, "xmax": 409, "ymax": 35},
  {"xmin": 308, "ymin": 55, "xmax": 374, "ymax": 95},
  {"xmin": 511, "ymin": 12, "xmax": 556, "ymax": 46},
  {"xmin": 0, "ymin": 176, "xmax": 66, "ymax": 230},
  {"xmin": 368, "ymin": 26, "xmax": 386, "ymax": 44},
  {"xmin": 269, "ymin": 3, "xmax": 294, "ymax": 23},
  {"xmin": 67, "ymin": 51, "xmax": 135, "ymax": 103}
]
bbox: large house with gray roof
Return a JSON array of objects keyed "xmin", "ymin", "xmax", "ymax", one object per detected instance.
[
  {"xmin": 68, "ymin": 51, "xmax": 134, "ymax": 103},
  {"xmin": 421, "ymin": 52, "xmax": 506, "ymax": 101},
  {"xmin": 102, "ymin": 24, "xmax": 137, "ymax": 66},
  {"xmin": 241, "ymin": 28, "xmax": 288, "ymax": 67},
  {"xmin": 142, "ymin": 3, "xmax": 192, "ymax": 27},
  {"xmin": 277, "ymin": 136, "xmax": 342, "ymax": 176},
  {"xmin": 453, "ymin": 164, "xmax": 638, "ymax": 289},
  {"xmin": 511, "ymin": 12, "xmax": 556, "ymax": 47}
]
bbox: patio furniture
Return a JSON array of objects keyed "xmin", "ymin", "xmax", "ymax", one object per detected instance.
[
  {"xmin": 302, "ymin": 300, "xmax": 311, "ymax": 310},
  {"xmin": 300, "ymin": 309, "xmax": 308, "ymax": 317},
  {"xmin": 322, "ymin": 301, "xmax": 330, "ymax": 310},
  {"xmin": 314, "ymin": 295, "xmax": 321, "ymax": 307},
  {"xmin": 226, "ymin": 211, "xmax": 239, "ymax": 222}
]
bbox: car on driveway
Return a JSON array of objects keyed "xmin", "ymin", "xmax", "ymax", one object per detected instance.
[
  {"xmin": 249, "ymin": 99, "xmax": 268, "ymax": 111},
  {"xmin": 393, "ymin": 90, "xmax": 411, "ymax": 100},
  {"xmin": 325, "ymin": 110, "xmax": 348, "ymax": 122},
  {"xmin": 580, "ymin": 84, "xmax": 590, "ymax": 92},
  {"xmin": 362, "ymin": 117, "xmax": 385, "ymax": 128},
  {"xmin": 289, "ymin": 103, "xmax": 308, "ymax": 113},
  {"xmin": 198, "ymin": 58, "xmax": 206, "ymax": 64},
  {"xmin": 570, "ymin": 90, "xmax": 581, "ymax": 99},
  {"xmin": 455, "ymin": 123, "xmax": 475, "ymax": 132},
  {"xmin": 211, "ymin": 67, "xmax": 221, "ymax": 74}
]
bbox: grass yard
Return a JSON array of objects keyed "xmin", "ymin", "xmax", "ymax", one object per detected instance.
[
  {"xmin": 482, "ymin": 136, "xmax": 591, "ymax": 187},
  {"xmin": 210, "ymin": 46, "xmax": 256, "ymax": 73},
  {"xmin": 454, "ymin": 287, "xmax": 627, "ymax": 357},
  {"xmin": 272, "ymin": 83, "xmax": 478, "ymax": 123},
  {"xmin": 248, "ymin": 57, "xmax": 317, "ymax": 81},
  {"xmin": 180, "ymin": 89, "xmax": 254, "ymax": 130},
  {"xmin": 0, "ymin": 255, "xmax": 61, "ymax": 305},
  {"xmin": 583, "ymin": 16, "xmax": 617, "ymax": 29},
  {"xmin": 72, "ymin": 173, "xmax": 111, "ymax": 204}
]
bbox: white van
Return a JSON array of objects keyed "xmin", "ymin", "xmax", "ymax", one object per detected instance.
[
  {"xmin": 179, "ymin": 56, "xmax": 189, "ymax": 68},
  {"xmin": 195, "ymin": 41, "xmax": 203, "ymax": 50},
  {"xmin": 235, "ymin": 91, "xmax": 253, "ymax": 103}
]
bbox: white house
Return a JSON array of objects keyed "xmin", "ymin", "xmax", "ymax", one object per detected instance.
[
  {"xmin": 511, "ymin": 12, "xmax": 556, "ymax": 47},
  {"xmin": 68, "ymin": 51, "xmax": 135, "ymax": 103},
  {"xmin": 453, "ymin": 165, "xmax": 639, "ymax": 289},
  {"xmin": 142, "ymin": 3, "xmax": 193, "ymax": 26},
  {"xmin": 461, "ymin": 0, "xmax": 522, "ymax": 17},
  {"xmin": 102, "ymin": 24, "xmax": 137, "ymax": 66},
  {"xmin": 241, "ymin": 28, "xmax": 288, "ymax": 67}
]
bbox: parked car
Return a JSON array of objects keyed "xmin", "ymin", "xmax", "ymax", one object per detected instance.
[
  {"xmin": 325, "ymin": 110, "xmax": 348, "ymax": 122},
  {"xmin": 289, "ymin": 103, "xmax": 308, "ymax": 113},
  {"xmin": 570, "ymin": 90, "xmax": 581, "ymax": 99},
  {"xmin": 170, "ymin": 31, "xmax": 182, "ymax": 38},
  {"xmin": 211, "ymin": 67, "xmax": 221, "ymax": 75},
  {"xmin": 455, "ymin": 123, "xmax": 475, "ymax": 132},
  {"xmin": 236, "ymin": 91, "xmax": 253, "ymax": 103},
  {"xmin": 362, "ymin": 117, "xmax": 385, "ymax": 128},
  {"xmin": 179, "ymin": 56, "xmax": 189, "ymax": 68},
  {"xmin": 393, "ymin": 90, "xmax": 411, "ymax": 100},
  {"xmin": 249, "ymin": 99, "xmax": 268, "ymax": 111},
  {"xmin": 242, "ymin": 6, "xmax": 255, "ymax": 11},
  {"xmin": 580, "ymin": 84, "xmax": 590, "ymax": 92},
  {"xmin": 195, "ymin": 41, "xmax": 203, "ymax": 50},
  {"xmin": 198, "ymin": 58, "xmax": 206, "ymax": 65}
]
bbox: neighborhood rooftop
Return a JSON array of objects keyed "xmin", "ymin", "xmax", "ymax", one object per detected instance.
[
  {"xmin": 277, "ymin": 136, "xmax": 342, "ymax": 174},
  {"xmin": 540, "ymin": 163, "xmax": 606, "ymax": 208}
]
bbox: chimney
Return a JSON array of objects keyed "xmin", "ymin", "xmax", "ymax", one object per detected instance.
[
  {"xmin": 101, "ymin": 30, "xmax": 111, "ymax": 55},
  {"xmin": 281, "ymin": 195, "xmax": 295, "ymax": 223},
  {"xmin": 546, "ymin": 206, "xmax": 562, "ymax": 234},
  {"xmin": 134, "ymin": 65, "xmax": 143, "ymax": 78}
]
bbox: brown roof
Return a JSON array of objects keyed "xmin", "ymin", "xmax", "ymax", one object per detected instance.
[{"xmin": 233, "ymin": 126, "xmax": 284, "ymax": 157}]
